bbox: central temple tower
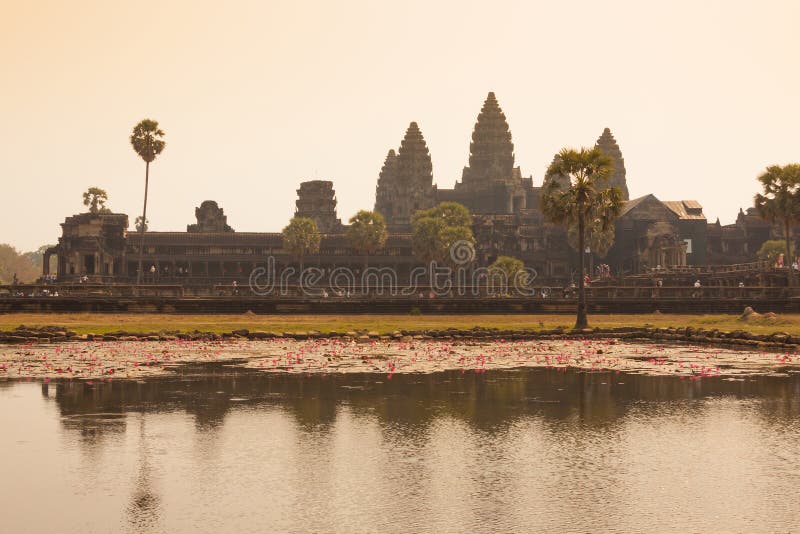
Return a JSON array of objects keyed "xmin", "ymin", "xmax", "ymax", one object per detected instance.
[{"xmin": 453, "ymin": 92, "xmax": 527, "ymax": 213}]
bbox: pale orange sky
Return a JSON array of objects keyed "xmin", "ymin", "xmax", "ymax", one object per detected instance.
[{"xmin": 1, "ymin": 0, "xmax": 798, "ymax": 251}]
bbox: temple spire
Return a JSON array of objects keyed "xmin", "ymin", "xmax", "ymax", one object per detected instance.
[
  {"xmin": 464, "ymin": 91, "xmax": 515, "ymax": 186},
  {"xmin": 595, "ymin": 127, "xmax": 629, "ymax": 200},
  {"xmin": 375, "ymin": 149, "xmax": 398, "ymax": 219},
  {"xmin": 375, "ymin": 123, "xmax": 435, "ymax": 225},
  {"xmin": 396, "ymin": 122, "xmax": 433, "ymax": 189}
]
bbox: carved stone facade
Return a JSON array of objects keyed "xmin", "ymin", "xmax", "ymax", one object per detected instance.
[
  {"xmin": 295, "ymin": 180, "xmax": 342, "ymax": 233},
  {"xmin": 54, "ymin": 212, "xmax": 129, "ymax": 280},
  {"xmin": 604, "ymin": 195, "xmax": 712, "ymax": 275},
  {"xmin": 706, "ymin": 207, "xmax": 772, "ymax": 263},
  {"xmin": 187, "ymin": 201, "xmax": 233, "ymax": 233}
]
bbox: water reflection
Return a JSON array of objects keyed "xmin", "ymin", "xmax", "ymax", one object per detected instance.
[
  {"xmin": 1, "ymin": 367, "xmax": 798, "ymax": 532},
  {"xmin": 44, "ymin": 367, "xmax": 800, "ymax": 432}
]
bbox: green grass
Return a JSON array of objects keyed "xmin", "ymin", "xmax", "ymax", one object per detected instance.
[{"xmin": 1, "ymin": 312, "xmax": 798, "ymax": 336}]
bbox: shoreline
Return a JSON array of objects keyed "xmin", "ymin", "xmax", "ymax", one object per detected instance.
[{"xmin": 2, "ymin": 324, "xmax": 800, "ymax": 351}]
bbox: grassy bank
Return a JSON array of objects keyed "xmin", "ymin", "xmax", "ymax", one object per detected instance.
[{"xmin": 1, "ymin": 312, "xmax": 798, "ymax": 336}]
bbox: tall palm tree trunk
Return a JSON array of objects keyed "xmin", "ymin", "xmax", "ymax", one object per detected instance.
[
  {"xmin": 786, "ymin": 220, "xmax": 793, "ymax": 286},
  {"xmin": 136, "ymin": 161, "xmax": 149, "ymax": 285},
  {"xmin": 575, "ymin": 210, "xmax": 589, "ymax": 329}
]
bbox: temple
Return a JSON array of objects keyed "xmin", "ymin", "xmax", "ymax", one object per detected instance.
[
  {"xmin": 374, "ymin": 122, "xmax": 436, "ymax": 225},
  {"xmin": 187, "ymin": 201, "xmax": 233, "ymax": 233},
  {"xmin": 45, "ymin": 92, "xmax": 780, "ymax": 285},
  {"xmin": 295, "ymin": 180, "xmax": 342, "ymax": 233}
]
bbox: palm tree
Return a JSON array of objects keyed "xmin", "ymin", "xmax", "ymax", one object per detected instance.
[
  {"xmin": 346, "ymin": 210, "xmax": 387, "ymax": 270},
  {"xmin": 755, "ymin": 164, "xmax": 800, "ymax": 285},
  {"xmin": 130, "ymin": 119, "xmax": 166, "ymax": 284},
  {"xmin": 541, "ymin": 147, "xmax": 623, "ymax": 329}
]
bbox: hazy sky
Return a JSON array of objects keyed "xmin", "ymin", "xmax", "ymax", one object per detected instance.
[{"xmin": 1, "ymin": 0, "xmax": 798, "ymax": 251}]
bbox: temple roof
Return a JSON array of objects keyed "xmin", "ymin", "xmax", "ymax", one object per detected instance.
[
  {"xmin": 619, "ymin": 194, "xmax": 659, "ymax": 217},
  {"xmin": 662, "ymin": 200, "xmax": 706, "ymax": 220}
]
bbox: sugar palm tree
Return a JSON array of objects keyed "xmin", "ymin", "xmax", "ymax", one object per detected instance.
[
  {"xmin": 754, "ymin": 163, "xmax": 800, "ymax": 285},
  {"xmin": 541, "ymin": 147, "xmax": 623, "ymax": 329},
  {"xmin": 130, "ymin": 119, "xmax": 165, "ymax": 284}
]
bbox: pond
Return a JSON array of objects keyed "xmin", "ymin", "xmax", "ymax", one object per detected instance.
[{"xmin": 1, "ymin": 366, "xmax": 799, "ymax": 532}]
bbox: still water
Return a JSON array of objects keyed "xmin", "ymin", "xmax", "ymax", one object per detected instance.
[{"xmin": 1, "ymin": 366, "xmax": 799, "ymax": 533}]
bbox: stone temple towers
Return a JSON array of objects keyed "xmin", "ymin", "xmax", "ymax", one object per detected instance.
[
  {"xmin": 374, "ymin": 122, "xmax": 436, "ymax": 225},
  {"xmin": 373, "ymin": 93, "xmax": 630, "ymax": 225}
]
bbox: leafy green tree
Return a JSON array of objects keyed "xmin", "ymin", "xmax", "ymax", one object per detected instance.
[
  {"xmin": 282, "ymin": 217, "xmax": 321, "ymax": 272},
  {"xmin": 541, "ymin": 147, "xmax": 623, "ymax": 329},
  {"xmin": 82, "ymin": 187, "xmax": 110, "ymax": 214},
  {"xmin": 410, "ymin": 217, "xmax": 443, "ymax": 264},
  {"xmin": 130, "ymin": 119, "xmax": 166, "ymax": 284},
  {"xmin": 757, "ymin": 239, "xmax": 789, "ymax": 265},
  {"xmin": 346, "ymin": 210, "xmax": 387, "ymax": 269},
  {"xmin": 411, "ymin": 202, "xmax": 474, "ymax": 266},
  {"xmin": 755, "ymin": 164, "xmax": 800, "ymax": 283},
  {"xmin": 0, "ymin": 244, "xmax": 40, "ymax": 283},
  {"xmin": 23, "ymin": 245, "xmax": 57, "ymax": 274},
  {"xmin": 489, "ymin": 256, "xmax": 527, "ymax": 289}
]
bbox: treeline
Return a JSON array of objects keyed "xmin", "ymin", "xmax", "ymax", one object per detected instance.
[{"xmin": 0, "ymin": 244, "xmax": 54, "ymax": 284}]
